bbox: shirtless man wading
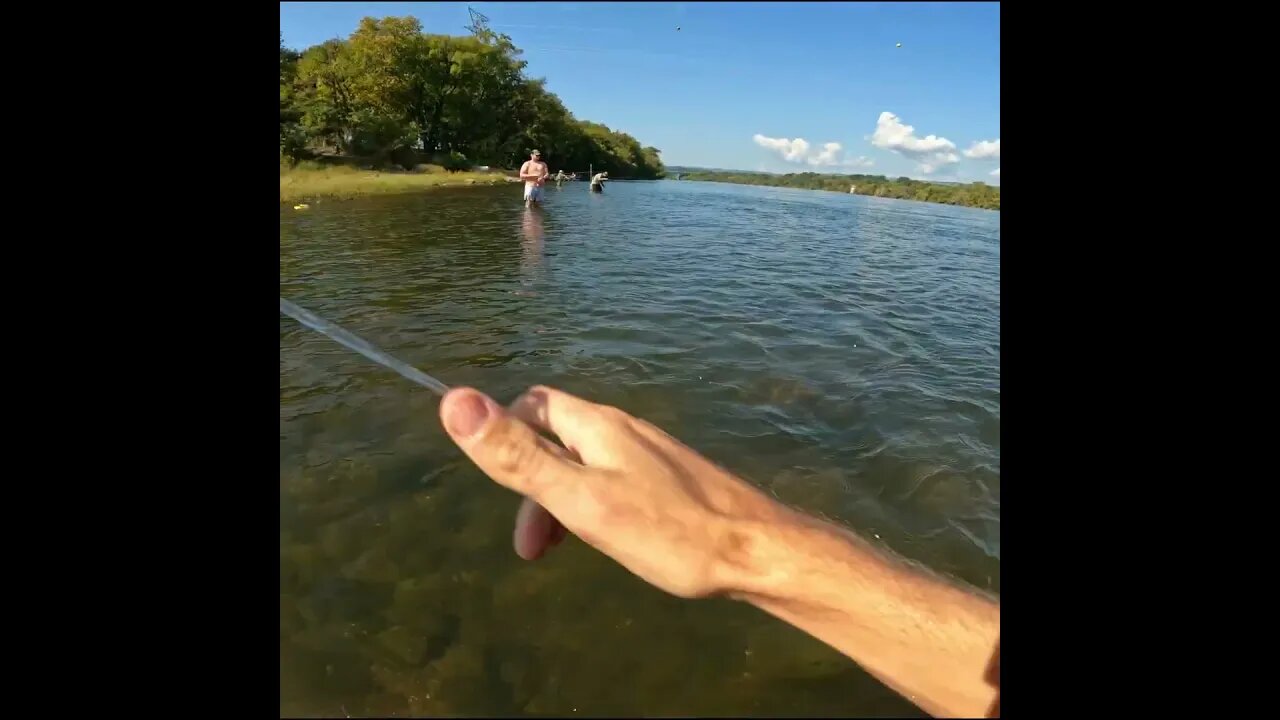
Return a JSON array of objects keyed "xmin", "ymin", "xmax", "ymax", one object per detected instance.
[{"xmin": 520, "ymin": 150, "xmax": 549, "ymax": 207}]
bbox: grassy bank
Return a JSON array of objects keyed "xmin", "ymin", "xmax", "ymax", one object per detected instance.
[{"xmin": 280, "ymin": 161, "xmax": 509, "ymax": 204}]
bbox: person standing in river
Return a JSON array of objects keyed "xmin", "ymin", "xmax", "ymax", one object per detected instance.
[
  {"xmin": 438, "ymin": 384, "xmax": 1001, "ymax": 718},
  {"xmin": 519, "ymin": 149, "xmax": 549, "ymax": 207},
  {"xmin": 590, "ymin": 170, "xmax": 608, "ymax": 192}
]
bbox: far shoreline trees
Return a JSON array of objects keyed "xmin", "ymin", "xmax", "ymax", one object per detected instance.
[
  {"xmin": 280, "ymin": 19, "xmax": 665, "ymax": 179},
  {"xmin": 674, "ymin": 169, "xmax": 1000, "ymax": 211}
]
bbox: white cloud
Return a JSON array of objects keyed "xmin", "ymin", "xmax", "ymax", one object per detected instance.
[
  {"xmin": 754, "ymin": 134, "xmax": 812, "ymax": 162},
  {"xmin": 811, "ymin": 142, "xmax": 843, "ymax": 166},
  {"xmin": 869, "ymin": 111, "xmax": 960, "ymax": 174},
  {"xmin": 990, "ymin": 167, "xmax": 1000, "ymax": 177},
  {"xmin": 753, "ymin": 134, "xmax": 874, "ymax": 168},
  {"xmin": 964, "ymin": 139, "xmax": 1000, "ymax": 160}
]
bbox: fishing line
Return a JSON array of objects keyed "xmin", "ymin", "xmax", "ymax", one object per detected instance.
[{"xmin": 280, "ymin": 297, "xmax": 451, "ymax": 396}]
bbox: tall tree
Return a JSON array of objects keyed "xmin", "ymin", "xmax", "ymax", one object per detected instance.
[{"xmin": 282, "ymin": 16, "xmax": 667, "ymax": 178}]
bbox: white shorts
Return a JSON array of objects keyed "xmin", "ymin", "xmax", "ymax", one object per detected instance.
[{"xmin": 524, "ymin": 184, "xmax": 544, "ymax": 202}]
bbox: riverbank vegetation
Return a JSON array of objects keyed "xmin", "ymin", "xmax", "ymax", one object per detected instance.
[
  {"xmin": 280, "ymin": 161, "xmax": 507, "ymax": 204},
  {"xmin": 676, "ymin": 170, "xmax": 1000, "ymax": 211},
  {"xmin": 279, "ymin": 17, "xmax": 665, "ymax": 198}
]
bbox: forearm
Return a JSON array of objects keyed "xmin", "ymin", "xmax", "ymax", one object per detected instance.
[{"xmin": 720, "ymin": 512, "xmax": 999, "ymax": 717}]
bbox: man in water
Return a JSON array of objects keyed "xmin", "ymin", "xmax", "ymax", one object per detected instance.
[
  {"xmin": 519, "ymin": 149, "xmax": 549, "ymax": 207},
  {"xmin": 590, "ymin": 170, "xmax": 608, "ymax": 192},
  {"xmin": 438, "ymin": 385, "xmax": 1001, "ymax": 718}
]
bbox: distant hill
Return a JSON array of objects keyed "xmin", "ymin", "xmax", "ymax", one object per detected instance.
[
  {"xmin": 669, "ymin": 165, "xmax": 972, "ymax": 185},
  {"xmin": 674, "ymin": 169, "xmax": 999, "ymax": 211},
  {"xmin": 667, "ymin": 165, "xmax": 774, "ymax": 176}
]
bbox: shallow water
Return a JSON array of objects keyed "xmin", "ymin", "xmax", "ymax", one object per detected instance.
[{"xmin": 280, "ymin": 180, "xmax": 1000, "ymax": 717}]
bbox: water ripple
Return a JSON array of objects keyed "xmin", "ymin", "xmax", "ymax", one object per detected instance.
[{"xmin": 280, "ymin": 181, "xmax": 998, "ymax": 717}]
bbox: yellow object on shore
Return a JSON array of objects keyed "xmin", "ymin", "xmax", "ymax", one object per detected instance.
[{"xmin": 294, "ymin": 203, "xmax": 310, "ymax": 210}]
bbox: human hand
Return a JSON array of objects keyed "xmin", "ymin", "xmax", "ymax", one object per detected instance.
[
  {"xmin": 438, "ymin": 386, "xmax": 790, "ymax": 598},
  {"xmin": 440, "ymin": 386, "xmax": 1001, "ymax": 718}
]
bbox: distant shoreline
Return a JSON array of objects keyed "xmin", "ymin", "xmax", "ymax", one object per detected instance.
[{"xmin": 673, "ymin": 170, "xmax": 999, "ymax": 211}]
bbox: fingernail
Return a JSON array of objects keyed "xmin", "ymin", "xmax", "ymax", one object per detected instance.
[{"xmin": 445, "ymin": 391, "xmax": 491, "ymax": 439}]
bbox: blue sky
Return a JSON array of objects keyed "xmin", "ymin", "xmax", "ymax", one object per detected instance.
[{"xmin": 280, "ymin": 2, "xmax": 1000, "ymax": 183}]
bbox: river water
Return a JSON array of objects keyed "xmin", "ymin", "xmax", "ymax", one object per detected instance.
[{"xmin": 280, "ymin": 180, "xmax": 1000, "ymax": 717}]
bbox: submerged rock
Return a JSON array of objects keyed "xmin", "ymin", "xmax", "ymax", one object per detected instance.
[{"xmin": 375, "ymin": 624, "xmax": 430, "ymax": 665}]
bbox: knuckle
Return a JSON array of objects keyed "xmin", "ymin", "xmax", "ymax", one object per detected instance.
[
  {"xmin": 511, "ymin": 387, "xmax": 540, "ymax": 408},
  {"xmin": 525, "ymin": 384, "xmax": 556, "ymax": 402}
]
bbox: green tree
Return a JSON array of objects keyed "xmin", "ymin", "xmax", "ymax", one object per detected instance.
[
  {"xmin": 280, "ymin": 33, "xmax": 304, "ymax": 160},
  {"xmin": 280, "ymin": 15, "xmax": 666, "ymax": 178},
  {"xmin": 295, "ymin": 39, "xmax": 356, "ymax": 152}
]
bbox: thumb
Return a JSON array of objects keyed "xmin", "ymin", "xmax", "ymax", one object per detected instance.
[{"xmin": 439, "ymin": 387, "xmax": 585, "ymax": 500}]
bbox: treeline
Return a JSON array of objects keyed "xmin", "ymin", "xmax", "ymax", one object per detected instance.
[
  {"xmin": 279, "ymin": 18, "xmax": 665, "ymax": 178},
  {"xmin": 679, "ymin": 170, "xmax": 1000, "ymax": 211}
]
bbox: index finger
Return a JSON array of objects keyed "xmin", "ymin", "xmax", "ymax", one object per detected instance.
[{"xmin": 508, "ymin": 385, "xmax": 617, "ymax": 466}]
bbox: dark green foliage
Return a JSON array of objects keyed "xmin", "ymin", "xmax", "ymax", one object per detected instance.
[{"xmin": 279, "ymin": 17, "xmax": 665, "ymax": 177}]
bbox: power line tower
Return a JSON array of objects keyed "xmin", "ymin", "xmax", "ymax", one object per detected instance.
[{"xmin": 465, "ymin": 7, "xmax": 491, "ymax": 36}]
